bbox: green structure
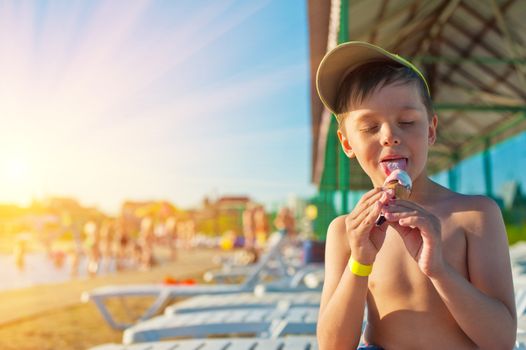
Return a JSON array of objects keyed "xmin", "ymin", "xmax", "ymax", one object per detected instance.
[{"xmin": 308, "ymin": 0, "xmax": 526, "ymax": 239}]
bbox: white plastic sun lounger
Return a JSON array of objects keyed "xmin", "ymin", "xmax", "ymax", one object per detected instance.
[
  {"xmin": 83, "ymin": 238, "xmax": 322, "ymax": 330},
  {"xmin": 203, "ymin": 236, "xmax": 314, "ymax": 285},
  {"xmin": 122, "ymin": 306, "xmax": 318, "ymax": 344},
  {"xmin": 163, "ymin": 291, "xmax": 320, "ymax": 315},
  {"xmin": 83, "ymin": 337, "xmax": 526, "ymax": 350},
  {"xmin": 516, "ymin": 288, "xmax": 526, "ymax": 319},
  {"xmin": 89, "ymin": 335, "xmax": 319, "ymax": 350}
]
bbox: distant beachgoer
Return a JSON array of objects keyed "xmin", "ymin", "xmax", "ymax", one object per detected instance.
[
  {"xmin": 99, "ymin": 219, "xmax": 115, "ymax": 272},
  {"xmin": 138, "ymin": 216, "xmax": 155, "ymax": 270},
  {"xmin": 114, "ymin": 217, "xmax": 131, "ymax": 271},
  {"xmin": 242, "ymin": 204, "xmax": 255, "ymax": 250},
  {"xmin": 178, "ymin": 219, "xmax": 195, "ymax": 250},
  {"xmin": 253, "ymin": 205, "xmax": 269, "ymax": 249},
  {"xmin": 51, "ymin": 249, "xmax": 66, "ymax": 269},
  {"xmin": 185, "ymin": 219, "xmax": 196, "ymax": 248},
  {"xmin": 274, "ymin": 207, "xmax": 297, "ymax": 239},
  {"xmin": 13, "ymin": 236, "xmax": 28, "ymax": 271},
  {"xmin": 69, "ymin": 224, "xmax": 83, "ymax": 277},
  {"xmin": 83, "ymin": 221, "xmax": 100, "ymax": 277},
  {"xmin": 165, "ymin": 216, "xmax": 178, "ymax": 260}
]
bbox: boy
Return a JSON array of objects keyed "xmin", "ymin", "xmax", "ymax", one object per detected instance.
[{"xmin": 315, "ymin": 41, "xmax": 516, "ymax": 349}]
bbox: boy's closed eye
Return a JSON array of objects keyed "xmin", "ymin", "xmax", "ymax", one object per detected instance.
[{"xmin": 360, "ymin": 124, "xmax": 379, "ymax": 133}]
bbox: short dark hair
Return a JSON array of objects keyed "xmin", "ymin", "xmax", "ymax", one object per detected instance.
[{"xmin": 334, "ymin": 60, "xmax": 433, "ymax": 122}]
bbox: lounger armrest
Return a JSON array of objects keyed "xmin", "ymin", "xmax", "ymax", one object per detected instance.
[{"xmin": 81, "ymin": 285, "xmax": 171, "ymax": 330}]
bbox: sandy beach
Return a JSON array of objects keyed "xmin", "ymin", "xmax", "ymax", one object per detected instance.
[{"xmin": 0, "ymin": 248, "xmax": 229, "ymax": 350}]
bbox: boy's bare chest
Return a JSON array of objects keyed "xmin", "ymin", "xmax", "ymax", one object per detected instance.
[
  {"xmin": 364, "ymin": 218, "xmax": 475, "ymax": 348},
  {"xmin": 368, "ymin": 219, "xmax": 468, "ymax": 310}
]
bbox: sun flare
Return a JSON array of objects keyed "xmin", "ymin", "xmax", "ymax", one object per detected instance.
[
  {"xmin": 0, "ymin": 154, "xmax": 38, "ymax": 206},
  {"xmin": 5, "ymin": 158, "xmax": 31, "ymax": 182}
]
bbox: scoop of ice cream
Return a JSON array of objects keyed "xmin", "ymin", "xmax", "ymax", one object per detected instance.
[{"xmin": 383, "ymin": 169, "xmax": 412, "ymax": 199}]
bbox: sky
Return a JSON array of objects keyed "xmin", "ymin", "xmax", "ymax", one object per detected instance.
[
  {"xmin": 0, "ymin": 0, "xmax": 316, "ymax": 214},
  {"xmin": 433, "ymin": 131, "xmax": 526, "ymax": 198},
  {"xmin": 1, "ymin": 0, "xmax": 524, "ymax": 218}
]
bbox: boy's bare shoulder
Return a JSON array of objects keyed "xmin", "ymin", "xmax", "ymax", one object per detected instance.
[
  {"xmin": 326, "ymin": 214, "xmax": 350, "ymax": 247},
  {"xmin": 328, "ymin": 214, "xmax": 347, "ymax": 230},
  {"xmin": 443, "ymin": 191, "xmax": 498, "ymax": 211},
  {"xmin": 438, "ymin": 190, "xmax": 502, "ymax": 236}
]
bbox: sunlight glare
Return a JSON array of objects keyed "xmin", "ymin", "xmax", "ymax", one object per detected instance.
[
  {"xmin": 5, "ymin": 157, "xmax": 31, "ymax": 182},
  {"xmin": 0, "ymin": 155, "xmax": 37, "ymax": 206}
]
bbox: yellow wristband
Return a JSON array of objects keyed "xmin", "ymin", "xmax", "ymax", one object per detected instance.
[{"xmin": 348, "ymin": 257, "xmax": 373, "ymax": 277}]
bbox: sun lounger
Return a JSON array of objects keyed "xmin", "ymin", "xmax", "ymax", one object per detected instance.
[
  {"xmin": 516, "ymin": 288, "xmax": 526, "ymax": 319},
  {"xmin": 122, "ymin": 306, "xmax": 318, "ymax": 344},
  {"xmin": 203, "ymin": 233, "xmax": 302, "ymax": 284},
  {"xmin": 163, "ymin": 291, "xmax": 320, "ymax": 315},
  {"xmin": 89, "ymin": 335, "xmax": 318, "ymax": 350},
  {"xmin": 82, "ymin": 236, "xmax": 323, "ymax": 330}
]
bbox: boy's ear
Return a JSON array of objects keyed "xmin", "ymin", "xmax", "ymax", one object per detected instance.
[
  {"xmin": 337, "ymin": 129, "xmax": 355, "ymax": 158},
  {"xmin": 428, "ymin": 114, "xmax": 438, "ymax": 145}
]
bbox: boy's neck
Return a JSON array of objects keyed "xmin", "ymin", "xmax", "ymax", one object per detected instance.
[{"xmin": 406, "ymin": 172, "xmax": 445, "ymax": 204}]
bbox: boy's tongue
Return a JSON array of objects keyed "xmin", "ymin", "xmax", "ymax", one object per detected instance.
[{"xmin": 381, "ymin": 158, "xmax": 407, "ymax": 176}]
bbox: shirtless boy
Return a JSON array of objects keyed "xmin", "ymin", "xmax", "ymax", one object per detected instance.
[{"xmin": 315, "ymin": 41, "xmax": 516, "ymax": 350}]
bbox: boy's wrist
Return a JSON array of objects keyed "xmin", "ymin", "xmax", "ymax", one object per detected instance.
[
  {"xmin": 427, "ymin": 260, "xmax": 452, "ymax": 282},
  {"xmin": 348, "ymin": 256, "xmax": 373, "ymax": 277},
  {"xmin": 349, "ymin": 250, "xmax": 375, "ymax": 266}
]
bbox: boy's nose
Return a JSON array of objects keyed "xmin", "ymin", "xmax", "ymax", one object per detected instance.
[
  {"xmin": 382, "ymin": 137, "xmax": 400, "ymax": 145},
  {"xmin": 381, "ymin": 127, "xmax": 401, "ymax": 146}
]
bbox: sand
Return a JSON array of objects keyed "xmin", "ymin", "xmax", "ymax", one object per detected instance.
[{"xmin": 0, "ymin": 248, "xmax": 230, "ymax": 350}]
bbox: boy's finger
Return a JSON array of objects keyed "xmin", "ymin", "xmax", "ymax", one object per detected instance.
[
  {"xmin": 359, "ymin": 200, "xmax": 384, "ymax": 228},
  {"xmin": 347, "ymin": 190, "xmax": 384, "ymax": 222},
  {"xmin": 356, "ymin": 190, "xmax": 386, "ymax": 213},
  {"xmin": 388, "ymin": 199, "xmax": 424, "ymax": 211},
  {"xmin": 383, "ymin": 202, "xmax": 417, "ymax": 213},
  {"xmin": 347, "ymin": 204, "xmax": 380, "ymax": 233},
  {"xmin": 356, "ymin": 187, "xmax": 384, "ymax": 206},
  {"xmin": 384, "ymin": 210, "xmax": 419, "ymax": 221},
  {"xmin": 349, "ymin": 192, "xmax": 387, "ymax": 225}
]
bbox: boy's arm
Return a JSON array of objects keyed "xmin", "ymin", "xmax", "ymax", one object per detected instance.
[
  {"xmin": 387, "ymin": 195, "xmax": 516, "ymax": 348},
  {"xmin": 430, "ymin": 197, "xmax": 516, "ymax": 349},
  {"xmin": 317, "ymin": 188, "xmax": 390, "ymax": 350},
  {"xmin": 317, "ymin": 216, "xmax": 368, "ymax": 350}
]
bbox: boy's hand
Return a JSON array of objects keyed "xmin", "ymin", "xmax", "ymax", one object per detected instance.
[
  {"xmin": 345, "ymin": 187, "xmax": 392, "ymax": 265},
  {"xmin": 383, "ymin": 199, "xmax": 445, "ymax": 277}
]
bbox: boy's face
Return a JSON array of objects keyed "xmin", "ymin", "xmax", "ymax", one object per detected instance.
[{"xmin": 337, "ymin": 82, "xmax": 437, "ymax": 188}]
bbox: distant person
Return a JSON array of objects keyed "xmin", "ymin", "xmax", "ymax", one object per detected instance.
[
  {"xmin": 242, "ymin": 204, "xmax": 256, "ymax": 250},
  {"xmin": 178, "ymin": 219, "xmax": 195, "ymax": 250},
  {"xmin": 165, "ymin": 216, "xmax": 178, "ymax": 261},
  {"xmin": 99, "ymin": 219, "xmax": 115, "ymax": 272},
  {"xmin": 185, "ymin": 219, "xmax": 196, "ymax": 248},
  {"xmin": 138, "ymin": 216, "xmax": 155, "ymax": 270},
  {"xmin": 13, "ymin": 235, "xmax": 28, "ymax": 271},
  {"xmin": 253, "ymin": 205, "xmax": 269, "ymax": 250},
  {"xmin": 114, "ymin": 217, "xmax": 131, "ymax": 271},
  {"xmin": 83, "ymin": 221, "xmax": 101, "ymax": 277},
  {"xmin": 69, "ymin": 223, "xmax": 83, "ymax": 277},
  {"xmin": 274, "ymin": 207, "xmax": 297, "ymax": 239}
]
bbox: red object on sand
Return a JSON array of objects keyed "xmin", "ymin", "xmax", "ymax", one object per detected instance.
[
  {"xmin": 163, "ymin": 276, "xmax": 178, "ymax": 285},
  {"xmin": 163, "ymin": 276, "xmax": 196, "ymax": 285}
]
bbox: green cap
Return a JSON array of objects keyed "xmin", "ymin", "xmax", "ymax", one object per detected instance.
[{"xmin": 316, "ymin": 41, "xmax": 430, "ymax": 118}]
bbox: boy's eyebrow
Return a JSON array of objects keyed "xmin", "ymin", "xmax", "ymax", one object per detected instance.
[
  {"xmin": 353, "ymin": 105, "xmax": 423, "ymax": 119},
  {"xmin": 400, "ymin": 104, "xmax": 425, "ymax": 112},
  {"xmin": 353, "ymin": 111, "xmax": 377, "ymax": 122}
]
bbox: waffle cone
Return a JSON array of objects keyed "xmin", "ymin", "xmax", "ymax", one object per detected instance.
[{"xmin": 385, "ymin": 180, "xmax": 411, "ymax": 200}]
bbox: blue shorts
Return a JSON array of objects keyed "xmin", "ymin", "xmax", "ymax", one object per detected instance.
[{"xmin": 357, "ymin": 346, "xmax": 384, "ymax": 350}]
